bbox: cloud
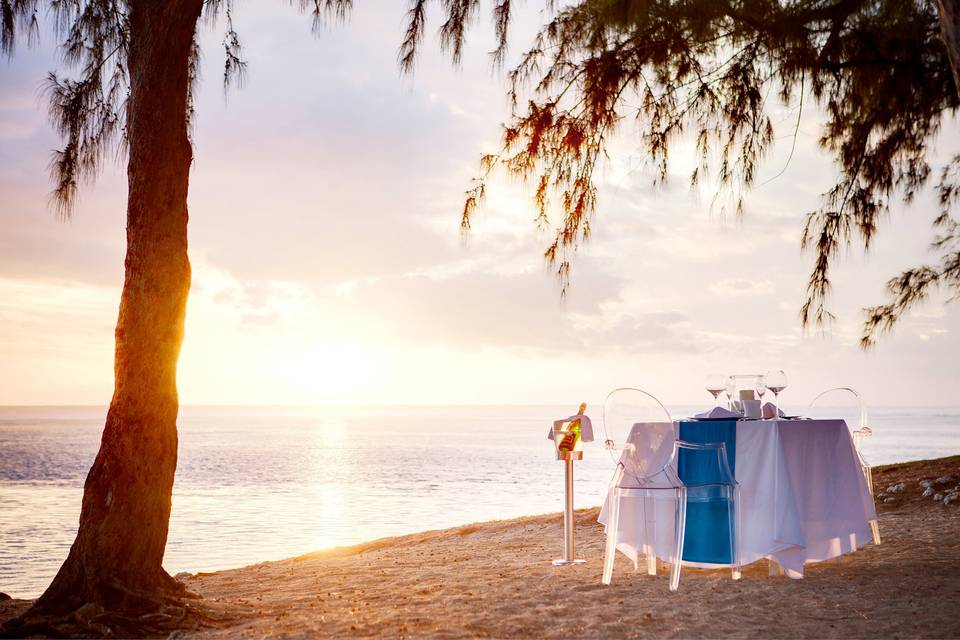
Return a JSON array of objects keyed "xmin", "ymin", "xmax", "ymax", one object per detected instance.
[
  {"xmin": 2, "ymin": 1, "xmax": 960, "ymax": 405},
  {"xmin": 709, "ymin": 278, "xmax": 774, "ymax": 297},
  {"xmin": 329, "ymin": 267, "xmax": 618, "ymax": 353},
  {"xmin": 575, "ymin": 310, "xmax": 698, "ymax": 354}
]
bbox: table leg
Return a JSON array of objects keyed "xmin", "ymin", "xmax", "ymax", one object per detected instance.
[{"xmin": 768, "ymin": 558, "xmax": 784, "ymax": 576}]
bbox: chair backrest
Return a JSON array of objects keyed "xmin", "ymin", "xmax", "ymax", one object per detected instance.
[
  {"xmin": 676, "ymin": 440, "xmax": 737, "ymax": 487},
  {"xmin": 603, "ymin": 388, "xmax": 675, "ymax": 482},
  {"xmin": 621, "ymin": 421, "xmax": 678, "ymax": 485},
  {"xmin": 808, "ymin": 387, "xmax": 872, "ymax": 456},
  {"xmin": 808, "ymin": 387, "xmax": 870, "ymax": 432}
]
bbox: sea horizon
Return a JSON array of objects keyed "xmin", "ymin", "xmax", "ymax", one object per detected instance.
[
  {"xmin": 4, "ymin": 402, "xmax": 960, "ymax": 408},
  {"xmin": 3, "ymin": 403, "xmax": 959, "ymax": 599}
]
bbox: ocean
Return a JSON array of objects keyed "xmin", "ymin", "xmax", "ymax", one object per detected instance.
[{"xmin": 1, "ymin": 404, "xmax": 957, "ymax": 599}]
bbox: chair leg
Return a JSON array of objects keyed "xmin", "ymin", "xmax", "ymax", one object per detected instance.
[
  {"xmin": 602, "ymin": 489, "xmax": 620, "ymax": 585},
  {"xmin": 864, "ymin": 465, "xmax": 881, "ymax": 545},
  {"xmin": 669, "ymin": 487, "xmax": 687, "ymax": 592},
  {"xmin": 643, "ymin": 494, "xmax": 656, "ymax": 575},
  {"xmin": 728, "ymin": 487, "xmax": 741, "ymax": 580}
]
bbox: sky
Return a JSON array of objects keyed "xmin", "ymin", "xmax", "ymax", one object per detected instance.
[{"xmin": 0, "ymin": 1, "xmax": 957, "ymax": 407}]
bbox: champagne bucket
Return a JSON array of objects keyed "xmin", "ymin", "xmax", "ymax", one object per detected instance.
[{"xmin": 549, "ymin": 413, "xmax": 592, "ymax": 567}]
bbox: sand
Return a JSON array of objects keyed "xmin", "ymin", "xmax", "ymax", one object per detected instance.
[{"xmin": 3, "ymin": 456, "xmax": 960, "ymax": 638}]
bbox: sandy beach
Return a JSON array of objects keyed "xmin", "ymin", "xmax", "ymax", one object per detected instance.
[{"xmin": 3, "ymin": 455, "xmax": 959, "ymax": 638}]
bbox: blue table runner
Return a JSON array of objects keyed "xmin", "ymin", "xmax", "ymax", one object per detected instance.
[{"xmin": 677, "ymin": 420, "xmax": 737, "ymax": 564}]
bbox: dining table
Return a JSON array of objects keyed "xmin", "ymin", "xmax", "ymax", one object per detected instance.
[{"xmin": 597, "ymin": 417, "xmax": 879, "ymax": 578}]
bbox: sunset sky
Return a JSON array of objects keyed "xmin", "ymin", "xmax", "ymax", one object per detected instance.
[{"xmin": 1, "ymin": 1, "xmax": 957, "ymax": 407}]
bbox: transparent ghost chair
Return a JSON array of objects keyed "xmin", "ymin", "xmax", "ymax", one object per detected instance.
[
  {"xmin": 600, "ymin": 388, "xmax": 741, "ymax": 591},
  {"xmin": 808, "ymin": 387, "xmax": 880, "ymax": 544}
]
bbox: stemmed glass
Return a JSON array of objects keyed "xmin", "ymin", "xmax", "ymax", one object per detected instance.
[
  {"xmin": 755, "ymin": 375, "xmax": 767, "ymax": 418},
  {"xmin": 764, "ymin": 370, "xmax": 788, "ymax": 419},
  {"xmin": 724, "ymin": 376, "xmax": 737, "ymax": 411},
  {"xmin": 705, "ymin": 373, "xmax": 726, "ymax": 406}
]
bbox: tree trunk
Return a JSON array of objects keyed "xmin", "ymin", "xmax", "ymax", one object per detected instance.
[
  {"xmin": 936, "ymin": 0, "xmax": 960, "ymax": 99},
  {"xmin": 12, "ymin": 0, "xmax": 203, "ymax": 629}
]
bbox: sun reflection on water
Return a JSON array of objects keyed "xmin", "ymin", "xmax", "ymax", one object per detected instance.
[{"xmin": 2, "ymin": 404, "xmax": 958, "ymax": 598}]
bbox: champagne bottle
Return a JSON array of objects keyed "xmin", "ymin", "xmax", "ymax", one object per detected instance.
[{"xmin": 558, "ymin": 402, "xmax": 588, "ymax": 453}]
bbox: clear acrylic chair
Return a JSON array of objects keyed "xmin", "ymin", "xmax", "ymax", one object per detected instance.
[
  {"xmin": 601, "ymin": 388, "xmax": 741, "ymax": 591},
  {"xmin": 808, "ymin": 387, "xmax": 880, "ymax": 544}
]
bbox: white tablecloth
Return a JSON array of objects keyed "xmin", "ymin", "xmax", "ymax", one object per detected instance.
[{"xmin": 598, "ymin": 419, "xmax": 878, "ymax": 578}]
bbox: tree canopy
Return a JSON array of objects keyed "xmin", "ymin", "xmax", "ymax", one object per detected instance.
[
  {"xmin": 401, "ymin": 0, "xmax": 960, "ymax": 345},
  {"xmin": 0, "ymin": 0, "xmax": 353, "ymax": 213},
  {"xmin": 3, "ymin": 0, "xmax": 957, "ymax": 343}
]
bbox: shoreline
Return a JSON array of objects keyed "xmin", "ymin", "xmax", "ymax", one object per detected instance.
[{"xmin": 3, "ymin": 455, "xmax": 960, "ymax": 638}]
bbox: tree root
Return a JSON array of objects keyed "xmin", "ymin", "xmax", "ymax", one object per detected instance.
[{"xmin": 0, "ymin": 583, "xmax": 240, "ymax": 638}]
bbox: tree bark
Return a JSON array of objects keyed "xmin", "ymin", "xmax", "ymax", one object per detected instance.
[
  {"xmin": 15, "ymin": 0, "xmax": 203, "ymax": 626},
  {"xmin": 936, "ymin": 0, "xmax": 960, "ymax": 99}
]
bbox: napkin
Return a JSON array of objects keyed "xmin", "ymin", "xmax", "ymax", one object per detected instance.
[
  {"xmin": 762, "ymin": 402, "xmax": 786, "ymax": 419},
  {"xmin": 694, "ymin": 406, "xmax": 741, "ymax": 420}
]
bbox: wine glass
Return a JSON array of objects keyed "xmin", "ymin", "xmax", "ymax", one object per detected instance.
[
  {"xmin": 724, "ymin": 376, "xmax": 737, "ymax": 411},
  {"xmin": 755, "ymin": 375, "xmax": 767, "ymax": 418},
  {"xmin": 705, "ymin": 373, "xmax": 726, "ymax": 405},
  {"xmin": 764, "ymin": 369, "xmax": 788, "ymax": 419}
]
